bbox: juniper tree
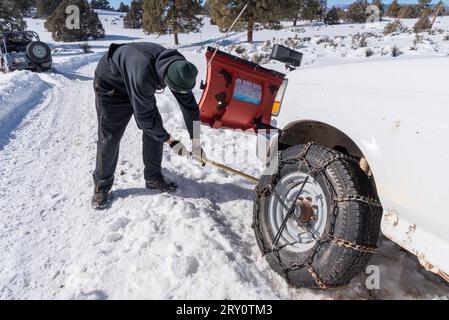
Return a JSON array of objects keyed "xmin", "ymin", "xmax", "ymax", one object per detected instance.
[
  {"xmin": 0, "ymin": 0, "xmax": 27, "ymax": 32},
  {"xmin": 384, "ymin": 0, "xmax": 400, "ymax": 18},
  {"xmin": 118, "ymin": 2, "xmax": 130, "ymax": 12},
  {"xmin": 302, "ymin": 0, "xmax": 326, "ymax": 21},
  {"xmin": 319, "ymin": 0, "xmax": 327, "ymax": 20},
  {"xmin": 124, "ymin": 0, "xmax": 143, "ymax": 28},
  {"xmin": 207, "ymin": 0, "xmax": 288, "ymax": 43},
  {"xmin": 284, "ymin": 0, "xmax": 305, "ymax": 26},
  {"xmin": 436, "ymin": 1, "xmax": 446, "ymax": 16},
  {"xmin": 372, "ymin": 0, "xmax": 384, "ymax": 19},
  {"xmin": 418, "ymin": 0, "xmax": 432, "ymax": 15},
  {"xmin": 345, "ymin": 1, "xmax": 368, "ymax": 23},
  {"xmin": 36, "ymin": 0, "xmax": 62, "ymax": 17},
  {"xmin": 413, "ymin": 13, "xmax": 431, "ymax": 33},
  {"xmin": 14, "ymin": 0, "xmax": 34, "ymax": 15},
  {"xmin": 143, "ymin": 0, "xmax": 203, "ymax": 45},
  {"xmin": 397, "ymin": 5, "xmax": 419, "ymax": 19},
  {"xmin": 45, "ymin": 0, "xmax": 105, "ymax": 42},
  {"xmin": 91, "ymin": 0, "xmax": 112, "ymax": 10},
  {"xmin": 324, "ymin": 6, "xmax": 340, "ymax": 25}
]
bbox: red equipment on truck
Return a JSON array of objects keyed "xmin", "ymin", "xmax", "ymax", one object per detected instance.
[
  {"xmin": 199, "ymin": 46, "xmax": 301, "ymax": 133},
  {"xmin": 196, "ymin": 45, "xmax": 303, "ymax": 183}
]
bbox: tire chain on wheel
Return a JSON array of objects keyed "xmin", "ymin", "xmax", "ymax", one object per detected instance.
[{"xmin": 253, "ymin": 142, "xmax": 382, "ymax": 289}]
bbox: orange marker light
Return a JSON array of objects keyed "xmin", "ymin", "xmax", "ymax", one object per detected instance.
[{"xmin": 272, "ymin": 79, "xmax": 288, "ymax": 117}]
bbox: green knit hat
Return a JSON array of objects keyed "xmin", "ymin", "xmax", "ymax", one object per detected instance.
[{"xmin": 165, "ymin": 60, "xmax": 198, "ymax": 93}]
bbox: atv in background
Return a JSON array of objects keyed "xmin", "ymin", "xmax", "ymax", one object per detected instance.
[{"xmin": 0, "ymin": 31, "xmax": 52, "ymax": 73}]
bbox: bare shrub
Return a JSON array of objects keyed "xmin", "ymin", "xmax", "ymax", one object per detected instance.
[
  {"xmin": 351, "ymin": 33, "xmax": 368, "ymax": 49},
  {"xmin": 262, "ymin": 40, "xmax": 272, "ymax": 51},
  {"xmin": 365, "ymin": 48, "xmax": 374, "ymax": 57},
  {"xmin": 391, "ymin": 45, "xmax": 401, "ymax": 57},
  {"xmin": 234, "ymin": 45, "xmax": 247, "ymax": 54},
  {"xmin": 251, "ymin": 52, "xmax": 271, "ymax": 64},
  {"xmin": 383, "ymin": 19, "xmax": 407, "ymax": 35},
  {"xmin": 413, "ymin": 15, "xmax": 432, "ymax": 33},
  {"xmin": 301, "ymin": 36, "xmax": 312, "ymax": 42},
  {"xmin": 410, "ymin": 34, "xmax": 423, "ymax": 50},
  {"xmin": 283, "ymin": 36, "xmax": 300, "ymax": 49}
]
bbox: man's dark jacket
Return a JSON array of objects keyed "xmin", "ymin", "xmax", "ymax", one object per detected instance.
[{"xmin": 95, "ymin": 42, "xmax": 200, "ymax": 142}]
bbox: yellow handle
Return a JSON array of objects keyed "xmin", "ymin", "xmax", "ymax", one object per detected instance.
[
  {"xmin": 204, "ymin": 158, "xmax": 260, "ymax": 183},
  {"xmin": 188, "ymin": 152, "xmax": 260, "ymax": 183}
]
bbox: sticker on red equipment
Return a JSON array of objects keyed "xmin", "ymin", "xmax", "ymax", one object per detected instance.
[{"xmin": 233, "ymin": 79, "xmax": 262, "ymax": 105}]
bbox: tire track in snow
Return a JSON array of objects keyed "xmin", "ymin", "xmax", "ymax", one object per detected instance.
[{"xmin": 0, "ymin": 62, "xmax": 99, "ymax": 299}]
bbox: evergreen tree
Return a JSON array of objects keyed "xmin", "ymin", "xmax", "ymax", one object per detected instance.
[
  {"xmin": 276, "ymin": 0, "xmax": 300, "ymax": 26},
  {"xmin": 324, "ymin": 6, "xmax": 340, "ymax": 25},
  {"xmin": 385, "ymin": 0, "xmax": 400, "ymax": 18},
  {"xmin": 418, "ymin": 0, "xmax": 432, "ymax": 15},
  {"xmin": 320, "ymin": 0, "xmax": 328, "ymax": 20},
  {"xmin": 14, "ymin": 0, "xmax": 34, "ymax": 15},
  {"xmin": 91, "ymin": 0, "xmax": 112, "ymax": 10},
  {"xmin": 436, "ymin": 1, "xmax": 445, "ymax": 16},
  {"xmin": 45, "ymin": 0, "xmax": 105, "ymax": 42},
  {"xmin": 124, "ymin": 0, "xmax": 143, "ymax": 29},
  {"xmin": 143, "ymin": 0, "xmax": 203, "ymax": 45},
  {"xmin": 0, "ymin": 0, "xmax": 27, "ymax": 32},
  {"xmin": 372, "ymin": 0, "xmax": 384, "ymax": 19},
  {"xmin": 284, "ymin": 0, "xmax": 305, "ymax": 26},
  {"xmin": 302, "ymin": 0, "xmax": 326, "ymax": 21},
  {"xmin": 345, "ymin": 0, "xmax": 368, "ymax": 23},
  {"xmin": 35, "ymin": 0, "xmax": 46, "ymax": 17},
  {"xmin": 118, "ymin": 2, "xmax": 130, "ymax": 12},
  {"xmin": 397, "ymin": 5, "xmax": 419, "ymax": 19},
  {"xmin": 413, "ymin": 13, "xmax": 431, "ymax": 32},
  {"xmin": 207, "ymin": 0, "xmax": 286, "ymax": 43},
  {"xmin": 36, "ymin": 0, "xmax": 62, "ymax": 17}
]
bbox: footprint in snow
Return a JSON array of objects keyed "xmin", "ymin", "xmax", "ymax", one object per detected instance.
[
  {"xmin": 106, "ymin": 233, "xmax": 123, "ymax": 243},
  {"xmin": 171, "ymin": 256, "xmax": 200, "ymax": 278},
  {"xmin": 79, "ymin": 290, "xmax": 108, "ymax": 300},
  {"xmin": 108, "ymin": 216, "xmax": 131, "ymax": 232},
  {"xmin": 181, "ymin": 202, "xmax": 198, "ymax": 219}
]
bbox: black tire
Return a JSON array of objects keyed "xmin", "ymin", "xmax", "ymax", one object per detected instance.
[
  {"xmin": 26, "ymin": 41, "xmax": 51, "ymax": 64},
  {"xmin": 253, "ymin": 143, "xmax": 382, "ymax": 289}
]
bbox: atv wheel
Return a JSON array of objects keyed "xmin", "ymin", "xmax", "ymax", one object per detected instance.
[
  {"xmin": 253, "ymin": 143, "xmax": 382, "ymax": 289},
  {"xmin": 26, "ymin": 41, "xmax": 51, "ymax": 64}
]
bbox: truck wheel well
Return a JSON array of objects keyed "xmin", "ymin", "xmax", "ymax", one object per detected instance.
[
  {"xmin": 278, "ymin": 120, "xmax": 380, "ymax": 198},
  {"xmin": 279, "ymin": 120, "xmax": 364, "ymax": 159}
]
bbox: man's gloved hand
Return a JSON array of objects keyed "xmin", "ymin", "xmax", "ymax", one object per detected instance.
[
  {"xmin": 192, "ymin": 139, "xmax": 207, "ymax": 167},
  {"xmin": 169, "ymin": 140, "xmax": 189, "ymax": 158}
]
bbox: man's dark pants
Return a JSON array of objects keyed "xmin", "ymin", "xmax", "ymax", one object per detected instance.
[{"xmin": 93, "ymin": 77, "xmax": 163, "ymax": 193}]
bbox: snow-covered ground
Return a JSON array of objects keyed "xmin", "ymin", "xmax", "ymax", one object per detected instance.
[{"xmin": 1, "ymin": 11, "xmax": 449, "ymax": 299}]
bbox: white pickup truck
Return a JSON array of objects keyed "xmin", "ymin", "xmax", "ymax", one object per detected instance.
[
  {"xmin": 254, "ymin": 55, "xmax": 449, "ymax": 289},
  {"xmin": 199, "ymin": 47, "xmax": 449, "ymax": 289}
]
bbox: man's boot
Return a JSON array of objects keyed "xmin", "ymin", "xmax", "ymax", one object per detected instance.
[
  {"xmin": 92, "ymin": 189, "xmax": 110, "ymax": 210},
  {"xmin": 146, "ymin": 175, "xmax": 178, "ymax": 193}
]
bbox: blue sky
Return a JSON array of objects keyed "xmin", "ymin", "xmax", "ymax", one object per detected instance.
[{"xmin": 108, "ymin": 0, "xmax": 445, "ymax": 10}]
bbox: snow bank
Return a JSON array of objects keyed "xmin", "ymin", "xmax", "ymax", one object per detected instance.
[{"xmin": 0, "ymin": 71, "xmax": 50, "ymax": 150}]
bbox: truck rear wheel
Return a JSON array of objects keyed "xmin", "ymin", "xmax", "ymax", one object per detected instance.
[{"xmin": 253, "ymin": 143, "xmax": 383, "ymax": 289}]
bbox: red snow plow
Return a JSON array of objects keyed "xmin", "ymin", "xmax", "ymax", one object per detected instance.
[
  {"xmin": 196, "ymin": 45, "xmax": 302, "ymax": 182},
  {"xmin": 199, "ymin": 46, "xmax": 294, "ymax": 132}
]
